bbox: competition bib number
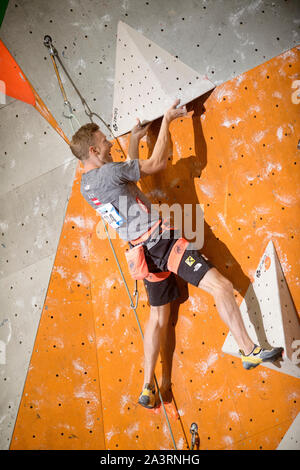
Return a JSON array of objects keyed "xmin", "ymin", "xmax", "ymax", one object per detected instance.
[{"xmin": 96, "ymin": 203, "xmax": 124, "ymax": 229}]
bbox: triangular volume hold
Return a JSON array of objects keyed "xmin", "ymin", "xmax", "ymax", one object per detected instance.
[
  {"xmin": 277, "ymin": 413, "xmax": 300, "ymax": 450},
  {"xmin": 222, "ymin": 240, "xmax": 300, "ymax": 378},
  {"xmin": 111, "ymin": 21, "xmax": 215, "ymax": 137}
]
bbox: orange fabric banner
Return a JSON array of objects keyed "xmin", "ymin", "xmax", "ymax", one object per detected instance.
[
  {"xmin": 0, "ymin": 39, "xmax": 35, "ymax": 105},
  {"xmin": 0, "ymin": 39, "xmax": 70, "ymax": 144},
  {"xmin": 30, "ymin": 84, "xmax": 70, "ymax": 144}
]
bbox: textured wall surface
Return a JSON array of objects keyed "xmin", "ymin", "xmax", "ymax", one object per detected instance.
[
  {"xmin": 0, "ymin": 0, "xmax": 299, "ymax": 450},
  {"xmin": 9, "ymin": 46, "xmax": 300, "ymax": 450}
]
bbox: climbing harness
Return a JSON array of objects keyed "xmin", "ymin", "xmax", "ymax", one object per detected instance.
[
  {"xmin": 125, "ymin": 244, "xmax": 149, "ymax": 280},
  {"xmin": 43, "ymin": 35, "xmax": 185, "ymax": 450}
]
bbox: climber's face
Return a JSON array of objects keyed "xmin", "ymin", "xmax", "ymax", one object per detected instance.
[{"xmin": 89, "ymin": 130, "xmax": 113, "ymax": 164}]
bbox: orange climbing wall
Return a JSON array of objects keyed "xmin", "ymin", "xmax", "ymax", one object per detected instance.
[{"xmin": 11, "ymin": 46, "xmax": 300, "ymax": 450}]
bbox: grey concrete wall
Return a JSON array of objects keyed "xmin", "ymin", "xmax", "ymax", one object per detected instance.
[{"xmin": 0, "ymin": 0, "xmax": 299, "ymax": 449}]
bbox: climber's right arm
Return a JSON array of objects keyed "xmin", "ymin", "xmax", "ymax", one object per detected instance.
[{"xmin": 139, "ymin": 99, "xmax": 187, "ymax": 176}]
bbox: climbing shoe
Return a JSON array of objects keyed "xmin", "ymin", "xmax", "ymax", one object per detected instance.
[
  {"xmin": 138, "ymin": 383, "xmax": 156, "ymax": 409},
  {"xmin": 240, "ymin": 344, "xmax": 283, "ymax": 370}
]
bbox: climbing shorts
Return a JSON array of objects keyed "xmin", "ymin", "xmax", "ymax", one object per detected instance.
[{"xmin": 131, "ymin": 225, "xmax": 214, "ymax": 307}]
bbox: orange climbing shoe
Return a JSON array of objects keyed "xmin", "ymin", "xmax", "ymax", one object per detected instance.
[
  {"xmin": 138, "ymin": 383, "xmax": 156, "ymax": 409},
  {"xmin": 240, "ymin": 344, "xmax": 284, "ymax": 370}
]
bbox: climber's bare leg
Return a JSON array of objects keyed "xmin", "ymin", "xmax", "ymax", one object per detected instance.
[
  {"xmin": 198, "ymin": 268, "xmax": 254, "ymax": 354},
  {"xmin": 143, "ymin": 303, "xmax": 171, "ymax": 390}
]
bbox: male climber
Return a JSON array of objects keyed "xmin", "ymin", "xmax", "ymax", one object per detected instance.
[{"xmin": 70, "ymin": 99, "xmax": 283, "ymax": 409}]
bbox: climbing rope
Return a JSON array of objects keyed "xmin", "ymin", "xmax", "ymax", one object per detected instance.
[{"xmin": 43, "ymin": 35, "xmax": 180, "ymax": 450}]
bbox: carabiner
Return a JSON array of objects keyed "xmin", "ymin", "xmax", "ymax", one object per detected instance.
[{"xmin": 190, "ymin": 422, "xmax": 199, "ymax": 450}]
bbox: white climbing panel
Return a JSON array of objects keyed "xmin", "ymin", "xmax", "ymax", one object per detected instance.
[
  {"xmin": 277, "ymin": 413, "xmax": 300, "ymax": 450},
  {"xmin": 111, "ymin": 21, "xmax": 215, "ymax": 137},
  {"xmin": 222, "ymin": 240, "xmax": 300, "ymax": 378}
]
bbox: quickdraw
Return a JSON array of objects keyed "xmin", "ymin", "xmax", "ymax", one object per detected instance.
[
  {"xmin": 190, "ymin": 422, "xmax": 199, "ymax": 450},
  {"xmin": 43, "ymin": 35, "xmax": 80, "ymax": 133}
]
